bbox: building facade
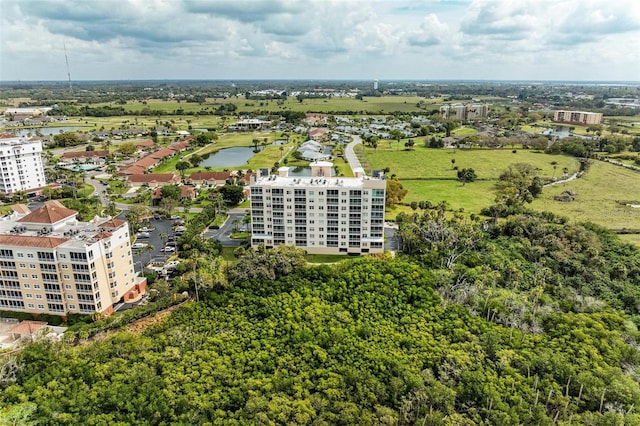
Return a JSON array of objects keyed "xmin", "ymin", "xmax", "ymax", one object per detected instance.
[
  {"xmin": 440, "ymin": 103, "xmax": 489, "ymax": 121},
  {"xmin": 250, "ymin": 162, "xmax": 386, "ymax": 255},
  {"xmin": 0, "ymin": 201, "xmax": 146, "ymax": 317},
  {"xmin": 553, "ymin": 110, "xmax": 603, "ymax": 125},
  {"xmin": 0, "ymin": 134, "xmax": 46, "ymax": 194}
]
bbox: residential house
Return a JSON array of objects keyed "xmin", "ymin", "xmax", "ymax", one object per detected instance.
[
  {"xmin": 60, "ymin": 150, "xmax": 109, "ymax": 165},
  {"xmin": 188, "ymin": 171, "xmax": 232, "ymax": 187},
  {"xmin": 126, "ymin": 173, "xmax": 180, "ymax": 188}
]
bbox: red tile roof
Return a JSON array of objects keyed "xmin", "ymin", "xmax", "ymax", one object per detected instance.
[
  {"xmin": 149, "ymin": 148, "xmax": 175, "ymax": 159},
  {"xmin": 137, "ymin": 139, "xmax": 155, "ymax": 148},
  {"xmin": 181, "ymin": 186, "xmax": 195, "ymax": 198},
  {"xmin": 169, "ymin": 141, "xmax": 190, "ymax": 151},
  {"xmin": 7, "ymin": 321, "xmax": 47, "ymax": 336},
  {"xmin": 18, "ymin": 200, "xmax": 77, "ymax": 224},
  {"xmin": 188, "ymin": 171, "xmax": 231, "ymax": 181},
  {"xmin": 61, "ymin": 150, "xmax": 109, "ymax": 159},
  {"xmin": 98, "ymin": 218, "xmax": 126, "ymax": 228},
  {"xmin": 127, "ymin": 173, "xmax": 179, "ymax": 184},
  {"xmin": 135, "ymin": 156, "xmax": 160, "ymax": 168},
  {"xmin": 0, "ymin": 234, "xmax": 68, "ymax": 248}
]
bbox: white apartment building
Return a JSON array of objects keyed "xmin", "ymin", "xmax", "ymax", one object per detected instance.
[
  {"xmin": 0, "ymin": 201, "xmax": 146, "ymax": 317},
  {"xmin": 440, "ymin": 103, "xmax": 489, "ymax": 121},
  {"xmin": 553, "ymin": 110, "xmax": 603, "ymax": 125},
  {"xmin": 0, "ymin": 134, "xmax": 46, "ymax": 194},
  {"xmin": 250, "ymin": 162, "xmax": 386, "ymax": 255}
]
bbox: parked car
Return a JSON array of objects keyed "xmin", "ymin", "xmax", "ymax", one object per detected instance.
[
  {"xmin": 166, "ymin": 241, "xmax": 176, "ymax": 247},
  {"xmin": 170, "ymin": 215, "xmax": 182, "ymax": 220},
  {"xmin": 139, "ymin": 227, "xmax": 155, "ymax": 233},
  {"xmin": 173, "ymin": 226, "xmax": 187, "ymax": 233},
  {"xmin": 160, "ymin": 246, "xmax": 176, "ymax": 253},
  {"xmin": 210, "ymin": 225, "xmax": 220, "ymax": 230},
  {"xmin": 132, "ymin": 242, "xmax": 148, "ymax": 249},
  {"xmin": 137, "ymin": 232, "xmax": 150, "ymax": 238}
]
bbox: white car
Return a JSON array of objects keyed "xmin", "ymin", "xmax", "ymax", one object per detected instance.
[
  {"xmin": 139, "ymin": 227, "xmax": 155, "ymax": 233},
  {"xmin": 160, "ymin": 246, "xmax": 176, "ymax": 253},
  {"xmin": 132, "ymin": 242, "xmax": 148, "ymax": 249},
  {"xmin": 137, "ymin": 232, "xmax": 150, "ymax": 238}
]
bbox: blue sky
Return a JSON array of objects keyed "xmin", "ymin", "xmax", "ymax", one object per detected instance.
[{"xmin": 1, "ymin": 0, "xmax": 639, "ymax": 81}]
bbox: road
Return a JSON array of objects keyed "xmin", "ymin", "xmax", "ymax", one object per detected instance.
[
  {"xmin": 344, "ymin": 135, "xmax": 364, "ymax": 175},
  {"xmin": 202, "ymin": 211, "xmax": 247, "ymax": 247}
]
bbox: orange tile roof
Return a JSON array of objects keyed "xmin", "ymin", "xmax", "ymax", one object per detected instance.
[
  {"xmin": 7, "ymin": 321, "xmax": 47, "ymax": 336},
  {"xmin": 98, "ymin": 218, "xmax": 126, "ymax": 228},
  {"xmin": 0, "ymin": 234, "xmax": 68, "ymax": 248},
  {"xmin": 18, "ymin": 200, "xmax": 77, "ymax": 224},
  {"xmin": 169, "ymin": 141, "xmax": 190, "ymax": 151},
  {"xmin": 10, "ymin": 204, "xmax": 31, "ymax": 214}
]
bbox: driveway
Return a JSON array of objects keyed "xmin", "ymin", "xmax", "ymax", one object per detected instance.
[
  {"xmin": 203, "ymin": 211, "xmax": 246, "ymax": 247},
  {"xmin": 116, "ymin": 212, "xmax": 175, "ymax": 268}
]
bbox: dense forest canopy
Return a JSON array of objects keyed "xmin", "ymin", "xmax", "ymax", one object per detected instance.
[{"xmin": 2, "ymin": 210, "xmax": 640, "ymax": 425}]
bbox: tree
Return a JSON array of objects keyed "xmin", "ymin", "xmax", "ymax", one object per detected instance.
[
  {"xmin": 161, "ymin": 185, "xmax": 180, "ymax": 200},
  {"xmin": 175, "ymin": 161, "xmax": 190, "ymax": 179},
  {"xmin": 495, "ymin": 163, "xmax": 542, "ymax": 206},
  {"xmin": 457, "ymin": 168, "xmax": 477, "ymax": 186},
  {"xmin": 228, "ymin": 244, "xmax": 306, "ymax": 285},
  {"xmin": 218, "ymin": 185, "xmax": 245, "ymax": 205},
  {"xmin": 53, "ymin": 132, "xmax": 82, "ymax": 147},
  {"xmin": 189, "ymin": 154, "xmax": 202, "ymax": 168},
  {"xmin": 550, "ymin": 161, "xmax": 558, "ymax": 178},
  {"xmin": 117, "ymin": 142, "xmax": 137, "ymax": 156},
  {"xmin": 404, "ymin": 140, "xmax": 415, "ymax": 150},
  {"xmin": 444, "ymin": 120, "xmax": 458, "ymax": 137},
  {"xmin": 386, "ymin": 177, "xmax": 408, "ymax": 207}
]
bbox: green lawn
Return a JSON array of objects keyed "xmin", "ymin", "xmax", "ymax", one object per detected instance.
[
  {"xmin": 305, "ymin": 254, "xmax": 359, "ymax": 263},
  {"xmin": 363, "ymin": 145, "xmax": 579, "ymax": 180}
]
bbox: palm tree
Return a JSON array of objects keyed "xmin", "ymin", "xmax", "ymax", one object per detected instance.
[{"xmin": 159, "ymin": 233, "xmax": 168, "ymax": 249}]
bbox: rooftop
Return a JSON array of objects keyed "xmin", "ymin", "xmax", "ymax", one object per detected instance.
[
  {"xmin": 253, "ymin": 175, "xmax": 384, "ymax": 189},
  {"xmin": 18, "ymin": 200, "xmax": 77, "ymax": 225}
]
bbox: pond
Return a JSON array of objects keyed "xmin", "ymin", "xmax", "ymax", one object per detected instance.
[
  {"xmin": 198, "ymin": 140, "xmax": 291, "ymax": 167},
  {"xmin": 10, "ymin": 126, "xmax": 89, "ymax": 136},
  {"xmin": 199, "ymin": 146, "xmax": 264, "ymax": 167}
]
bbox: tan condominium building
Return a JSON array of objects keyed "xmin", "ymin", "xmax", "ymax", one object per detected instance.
[
  {"xmin": 440, "ymin": 103, "xmax": 489, "ymax": 121},
  {"xmin": 553, "ymin": 110, "xmax": 603, "ymax": 125},
  {"xmin": 0, "ymin": 201, "xmax": 146, "ymax": 317},
  {"xmin": 250, "ymin": 162, "xmax": 386, "ymax": 255}
]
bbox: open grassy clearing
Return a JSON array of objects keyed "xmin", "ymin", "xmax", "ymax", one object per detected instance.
[
  {"xmin": 531, "ymin": 161, "xmax": 640, "ymax": 230},
  {"xmin": 362, "ymin": 145, "xmax": 579, "ymax": 180},
  {"xmin": 401, "ymin": 179, "xmax": 497, "ymax": 213}
]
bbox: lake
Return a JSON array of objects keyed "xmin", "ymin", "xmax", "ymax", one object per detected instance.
[{"xmin": 287, "ymin": 166, "xmax": 336, "ymax": 177}]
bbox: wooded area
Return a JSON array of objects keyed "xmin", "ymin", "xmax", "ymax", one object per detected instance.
[{"xmin": 2, "ymin": 209, "xmax": 640, "ymax": 425}]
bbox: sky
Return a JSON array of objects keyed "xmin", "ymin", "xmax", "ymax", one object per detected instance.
[{"xmin": 1, "ymin": 0, "xmax": 639, "ymax": 82}]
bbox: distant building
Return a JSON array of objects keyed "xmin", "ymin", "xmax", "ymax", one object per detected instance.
[
  {"xmin": 553, "ymin": 110, "xmax": 603, "ymax": 125},
  {"xmin": 373, "ymin": 79, "xmax": 379, "ymax": 91},
  {"xmin": 0, "ymin": 201, "xmax": 146, "ymax": 317},
  {"xmin": 440, "ymin": 103, "xmax": 489, "ymax": 121},
  {"xmin": 0, "ymin": 134, "xmax": 46, "ymax": 194},
  {"xmin": 249, "ymin": 162, "xmax": 386, "ymax": 255}
]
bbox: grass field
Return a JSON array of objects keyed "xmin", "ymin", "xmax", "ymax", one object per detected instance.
[
  {"xmin": 531, "ymin": 161, "xmax": 640, "ymax": 230},
  {"xmin": 362, "ymin": 145, "xmax": 579, "ymax": 180}
]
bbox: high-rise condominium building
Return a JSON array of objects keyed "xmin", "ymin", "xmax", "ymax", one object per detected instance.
[
  {"xmin": 0, "ymin": 201, "xmax": 146, "ymax": 317},
  {"xmin": 440, "ymin": 103, "xmax": 489, "ymax": 121},
  {"xmin": 553, "ymin": 111, "xmax": 603, "ymax": 125},
  {"xmin": 0, "ymin": 134, "xmax": 46, "ymax": 194},
  {"xmin": 250, "ymin": 162, "xmax": 386, "ymax": 255}
]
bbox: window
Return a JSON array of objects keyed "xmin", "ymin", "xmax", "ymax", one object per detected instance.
[
  {"xmin": 33, "ymin": 284, "xmax": 40, "ymax": 289},
  {"xmin": 37, "ymin": 304, "xmax": 44, "ymax": 310},
  {"xmin": 36, "ymin": 295, "xmax": 42, "ymax": 299},
  {"xmin": 31, "ymin": 274, "xmax": 37, "ymax": 279},
  {"xmin": 27, "ymin": 303, "xmax": 34, "ymax": 308},
  {"xmin": 26, "ymin": 294, "xmax": 32, "ymax": 299},
  {"xmin": 66, "ymin": 294, "xmax": 74, "ymax": 300},
  {"xmin": 27, "ymin": 253, "xmax": 34, "ymax": 258},
  {"xmin": 17, "ymin": 253, "xmax": 24, "ymax": 258},
  {"xmin": 68, "ymin": 305, "xmax": 76, "ymax": 310},
  {"xmin": 19, "ymin": 263, "xmax": 25, "ymax": 268},
  {"xmin": 21, "ymin": 273, "xmax": 27, "ymax": 278},
  {"xmin": 61, "ymin": 264, "xmax": 68, "ymax": 269}
]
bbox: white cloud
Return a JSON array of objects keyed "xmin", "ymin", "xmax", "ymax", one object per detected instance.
[{"xmin": 0, "ymin": 0, "xmax": 638, "ymax": 80}]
